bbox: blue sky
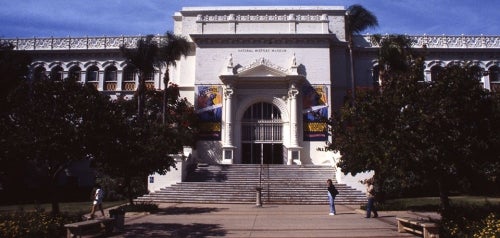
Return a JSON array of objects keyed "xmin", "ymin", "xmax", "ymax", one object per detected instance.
[{"xmin": 0, "ymin": 0, "xmax": 498, "ymax": 38}]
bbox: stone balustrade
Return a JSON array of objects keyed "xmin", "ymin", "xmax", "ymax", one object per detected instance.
[
  {"xmin": 358, "ymin": 34, "xmax": 500, "ymax": 49},
  {"xmin": 2, "ymin": 35, "xmax": 499, "ymax": 51},
  {"xmin": 2, "ymin": 35, "xmax": 163, "ymax": 51}
]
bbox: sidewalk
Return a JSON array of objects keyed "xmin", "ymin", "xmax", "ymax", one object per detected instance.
[{"xmin": 104, "ymin": 203, "xmax": 439, "ymax": 237}]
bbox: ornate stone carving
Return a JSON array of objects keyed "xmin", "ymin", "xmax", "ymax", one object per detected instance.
[
  {"xmin": 224, "ymin": 86, "xmax": 234, "ymax": 98},
  {"xmin": 288, "ymin": 87, "xmax": 299, "ymax": 99},
  {"xmin": 4, "ymin": 35, "xmax": 499, "ymax": 51},
  {"xmin": 196, "ymin": 13, "xmax": 326, "ymax": 22},
  {"xmin": 237, "ymin": 57, "xmax": 288, "ymax": 74},
  {"xmin": 359, "ymin": 35, "xmax": 500, "ymax": 49},
  {"xmin": 5, "ymin": 36, "xmax": 161, "ymax": 51}
]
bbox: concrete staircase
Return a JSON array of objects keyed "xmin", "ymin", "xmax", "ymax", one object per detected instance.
[{"xmin": 136, "ymin": 164, "xmax": 366, "ymax": 205}]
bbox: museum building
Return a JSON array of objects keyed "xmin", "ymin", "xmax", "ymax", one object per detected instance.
[{"xmin": 5, "ymin": 6, "xmax": 500, "ymax": 172}]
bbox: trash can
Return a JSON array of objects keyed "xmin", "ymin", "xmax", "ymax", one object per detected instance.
[
  {"xmin": 109, "ymin": 208, "xmax": 125, "ymax": 231},
  {"xmin": 255, "ymin": 187, "xmax": 263, "ymax": 207}
]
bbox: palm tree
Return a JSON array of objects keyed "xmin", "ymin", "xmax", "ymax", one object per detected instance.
[
  {"xmin": 370, "ymin": 34, "xmax": 420, "ymax": 87},
  {"xmin": 346, "ymin": 4, "xmax": 379, "ymax": 99},
  {"xmin": 120, "ymin": 35, "xmax": 160, "ymax": 120},
  {"xmin": 158, "ymin": 32, "xmax": 190, "ymax": 124}
]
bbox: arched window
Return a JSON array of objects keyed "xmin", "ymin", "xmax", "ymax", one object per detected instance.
[
  {"xmin": 430, "ymin": 65, "xmax": 443, "ymax": 81},
  {"xmin": 243, "ymin": 102, "xmax": 281, "ymax": 121},
  {"xmin": 104, "ymin": 66, "xmax": 117, "ymax": 91},
  {"xmin": 68, "ymin": 66, "xmax": 81, "ymax": 81},
  {"xmin": 242, "ymin": 102, "xmax": 282, "ymax": 142},
  {"xmin": 50, "ymin": 66, "xmax": 64, "ymax": 81},
  {"xmin": 122, "ymin": 65, "xmax": 137, "ymax": 91},
  {"xmin": 33, "ymin": 66, "xmax": 46, "ymax": 80},
  {"xmin": 104, "ymin": 66, "xmax": 117, "ymax": 82},
  {"xmin": 86, "ymin": 65, "xmax": 99, "ymax": 82},
  {"xmin": 489, "ymin": 65, "xmax": 499, "ymax": 82},
  {"xmin": 145, "ymin": 71, "xmax": 156, "ymax": 89},
  {"xmin": 470, "ymin": 65, "xmax": 483, "ymax": 81}
]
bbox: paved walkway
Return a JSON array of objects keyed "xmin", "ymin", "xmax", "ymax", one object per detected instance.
[{"xmin": 102, "ymin": 203, "xmax": 439, "ymax": 237}]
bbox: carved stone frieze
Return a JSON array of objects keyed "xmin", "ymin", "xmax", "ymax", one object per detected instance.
[
  {"xmin": 358, "ymin": 35, "xmax": 500, "ymax": 49},
  {"xmin": 237, "ymin": 57, "xmax": 288, "ymax": 75},
  {"xmin": 8, "ymin": 35, "xmax": 498, "ymax": 51},
  {"xmin": 5, "ymin": 36, "xmax": 161, "ymax": 51},
  {"xmin": 196, "ymin": 13, "xmax": 327, "ymax": 22}
]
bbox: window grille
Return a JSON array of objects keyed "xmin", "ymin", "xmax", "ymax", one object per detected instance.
[{"xmin": 241, "ymin": 102, "xmax": 282, "ymax": 142}]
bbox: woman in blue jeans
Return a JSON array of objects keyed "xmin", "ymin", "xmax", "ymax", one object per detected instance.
[
  {"xmin": 326, "ymin": 179, "xmax": 338, "ymax": 215},
  {"xmin": 365, "ymin": 178, "xmax": 378, "ymax": 218}
]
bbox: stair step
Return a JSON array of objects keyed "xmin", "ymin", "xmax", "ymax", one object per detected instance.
[{"xmin": 135, "ymin": 164, "xmax": 365, "ymax": 205}]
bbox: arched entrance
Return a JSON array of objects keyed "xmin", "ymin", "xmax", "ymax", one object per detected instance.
[{"xmin": 241, "ymin": 102, "xmax": 283, "ymax": 164}]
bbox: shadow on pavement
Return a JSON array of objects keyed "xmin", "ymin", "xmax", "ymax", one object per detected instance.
[
  {"xmin": 155, "ymin": 206, "xmax": 227, "ymax": 215},
  {"xmin": 120, "ymin": 223, "xmax": 226, "ymax": 237}
]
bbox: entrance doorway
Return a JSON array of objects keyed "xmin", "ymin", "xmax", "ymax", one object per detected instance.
[
  {"xmin": 242, "ymin": 143, "xmax": 283, "ymax": 164},
  {"xmin": 241, "ymin": 102, "xmax": 283, "ymax": 164}
]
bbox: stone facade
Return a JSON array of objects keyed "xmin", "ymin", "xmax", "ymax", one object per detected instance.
[{"xmin": 4, "ymin": 6, "xmax": 500, "ymax": 168}]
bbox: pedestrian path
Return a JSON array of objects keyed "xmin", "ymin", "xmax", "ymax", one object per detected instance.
[{"xmin": 105, "ymin": 203, "xmax": 439, "ymax": 237}]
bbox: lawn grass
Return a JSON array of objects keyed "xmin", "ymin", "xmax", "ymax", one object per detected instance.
[
  {"xmin": 377, "ymin": 196, "xmax": 500, "ymax": 211},
  {"xmin": 0, "ymin": 200, "xmax": 127, "ymax": 214}
]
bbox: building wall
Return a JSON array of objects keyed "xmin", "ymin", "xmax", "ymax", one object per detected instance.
[{"xmin": 3, "ymin": 6, "xmax": 499, "ymax": 168}]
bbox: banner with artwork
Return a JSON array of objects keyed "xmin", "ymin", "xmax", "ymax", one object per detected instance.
[
  {"xmin": 302, "ymin": 85, "xmax": 328, "ymax": 141},
  {"xmin": 195, "ymin": 85, "xmax": 223, "ymax": 140}
]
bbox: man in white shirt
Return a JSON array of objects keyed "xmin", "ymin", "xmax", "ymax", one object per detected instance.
[{"xmin": 90, "ymin": 184, "xmax": 105, "ymax": 219}]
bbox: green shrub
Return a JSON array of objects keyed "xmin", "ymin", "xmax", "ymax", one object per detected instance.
[
  {"xmin": 0, "ymin": 210, "xmax": 81, "ymax": 238},
  {"xmin": 440, "ymin": 203, "xmax": 500, "ymax": 237}
]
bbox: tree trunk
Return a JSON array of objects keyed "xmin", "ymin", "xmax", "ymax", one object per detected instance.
[
  {"xmin": 137, "ymin": 74, "xmax": 146, "ymax": 120},
  {"xmin": 50, "ymin": 166, "xmax": 64, "ymax": 214},
  {"xmin": 438, "ymin": 178, "xmax": 450, "ymax": 214},
  {"xmin": 349, "ymin": 43, "xmax": 356, "ymax": 100},
  {"xmin": 50, "ymin": 184, "xmax": 60, "ymax": 214},
  {"xmin": 125, "ymin": 177, "xmax": 134, "ymax": 205},
  {"xmin": 162, "ymin": 68, "xmax": 170, "ymax": 125}
]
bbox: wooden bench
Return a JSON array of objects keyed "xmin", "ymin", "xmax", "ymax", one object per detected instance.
[
  {"xmin": 396, "ymin": 217, "xmax": 439, "ymax": 238},
  {"xmin": 64, "ymin": 217, "xmax": 115, "ymax": 238}
]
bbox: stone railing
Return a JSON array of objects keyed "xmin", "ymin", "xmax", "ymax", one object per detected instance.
[
  {"xmin": 2, "ymin": 35, "xmax": 164, "ymax": 51},
  {"xmin": 358, "ymin": 34, "xmax": 500, "ymax": 49},
  {"xmin": 3, "ymin": 34, "xmax": 499, "ymax": 51}
]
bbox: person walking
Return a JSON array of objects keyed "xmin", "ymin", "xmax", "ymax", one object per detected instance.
[
  {"xmin": 326, "ymin": 179, "xmax": 338, "ymax": 215},
  {"xmin": 90, "ymin": 184, "xmax": 105, "ymax": 219},
  {"xmin": 364, "ymin": 178, "xmax": 378, "ymax": 218}
]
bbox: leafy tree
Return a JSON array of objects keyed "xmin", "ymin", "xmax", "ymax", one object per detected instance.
[
  {"xmin": 96, "ymin": 85, "xmax": 198, "ymax": 205},
  {"xmin": 0, "ymin": 41, "xmax": 32, "ymax": 205},
  {"xmin": 158, "ymin": 32, "xmax": 190, "ymax": 124},
  {"xmin": 346, "ymin": 4, "xmax": 378, "ymax": 99},
  {"xmin": 4, "ymin": 77, "xmax": 118, "ymax": 213},
  {"xmin": 0, "ymin": 41, "xmax": 31, "ymax": 115},
  {"xmin": 327, "ymin": 34, "xmax": 500, "ymax": 214}
]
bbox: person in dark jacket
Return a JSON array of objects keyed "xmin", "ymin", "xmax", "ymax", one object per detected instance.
[{"xmin": 326, "ymin": 179, "xmax": 338, "ymax": 215}]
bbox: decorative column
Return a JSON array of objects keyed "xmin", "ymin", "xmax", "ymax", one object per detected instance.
[
  {"xmin": 224, "ymin": 85, "xmax": 234, "ymax": 147},
  {"xmin": 222, "ymin": 84, "xmax": 235, "ymax": 164},
  {"xmin": 288, "ymin": 84, "xmax": 299, "ymax": 147},
  {"xmin": 287, "ymin": 82, "xmax": 301, "ymax": 165}
]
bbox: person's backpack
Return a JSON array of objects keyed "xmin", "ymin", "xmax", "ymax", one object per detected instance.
[{"xmin": 333, "ymin": 187, "xmax": 339, "ymax": 196}]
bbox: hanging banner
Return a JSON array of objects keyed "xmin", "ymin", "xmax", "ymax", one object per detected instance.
[
  {"xmin": 195, "ymin": 85, "xmax": 223, "ymax": 140},
  {"xmin": 302, "ymin": 85, "xmax": 328, "ymax": 141}
]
